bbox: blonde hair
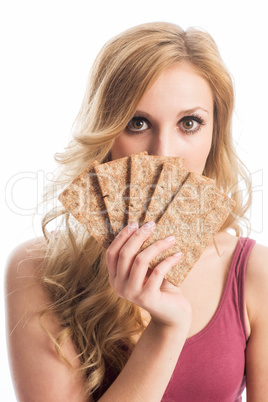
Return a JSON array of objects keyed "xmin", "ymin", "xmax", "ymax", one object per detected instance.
[{"xmin": 40, "ymin": 22, "xmax": 252, "ymax": 398}]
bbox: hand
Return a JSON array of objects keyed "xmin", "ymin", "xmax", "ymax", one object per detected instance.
[{"xmin": 106, "ymin": 221, "xmax": 192, "ymax": 331}]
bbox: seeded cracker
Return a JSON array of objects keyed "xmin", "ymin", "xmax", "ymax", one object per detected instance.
[{"xmin": 58, "ymin": 160, "xmax": 113, "ymax": 248}]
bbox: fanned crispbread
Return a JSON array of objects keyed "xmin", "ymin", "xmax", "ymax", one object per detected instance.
[
  {"xmin": 139, "ymin": 173, "xmax": 236, "ymax": 286},
  {"xmin": 58, "ymin": 160, "xmax": 113, "ymax": 249},
  {"xmin": 128, "ymin": 154, "xmax": 186, "ymax": 225},
  {"xmin": 58, "ymin": 152, "xmax": 236, "ymax": 286},
  {"xmin": 94, "ymin": 152, "xmax": 148, "ymax": 236}
]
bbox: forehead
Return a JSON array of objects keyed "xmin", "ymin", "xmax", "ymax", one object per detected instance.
[{"xmin": 137, "ymin": 62, "xmax": 214, "ymax": 113}]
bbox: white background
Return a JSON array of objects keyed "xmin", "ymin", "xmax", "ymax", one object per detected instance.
[{"xmin": 1, "ymin": 1, "xmax": 267, "ymax": 400}]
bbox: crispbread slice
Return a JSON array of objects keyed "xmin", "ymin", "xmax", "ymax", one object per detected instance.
[
  {"xmin": 128, "ymin": 154, "xmax": 185, "ymax": 225},
  {"xmin": 143, "ymin": 162, "xmax": 189, "ymax": 224},
  {"xmin": 58, "ymin": 160, "xmax": 113, "ymax": 248},
  {"xmin": 139, "ymin": 173, "xmax": 236, "ymax": 286},
  {"xmin": 94, "ymin": 152, "xmax": 148, "ymax": 236}
]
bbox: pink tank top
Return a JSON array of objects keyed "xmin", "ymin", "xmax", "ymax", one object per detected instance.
[{"xmin": 162, "ymin": 236, "xmax": 255, "ymax": 401}]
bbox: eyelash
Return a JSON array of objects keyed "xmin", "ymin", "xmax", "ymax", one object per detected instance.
[{"xmin": 126, "ymin": 114, "xmax": 206, "ymax": 135}]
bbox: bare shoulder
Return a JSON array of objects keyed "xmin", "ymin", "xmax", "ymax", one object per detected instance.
[
  {"xmin": 246, "ymin": 241, "xmax": 268, "ymax": 291},
  {"xmin": 247, "ymin": 240, "xmax": 268, "ymax": 269},
  {"xmin": 244, "ymin": 242, "xmax": 268, "ymax": 397},
  {"xmin": 5, "ymin": 236, "xmax": 47, "ymax": 295},
  {"xmin": 5, "ymin": 236, "xmax": 50, "ymax": 327},
  {"xmin": 5, "ymin": 238, "xmax": 90, "ymax": 402},
  {"xmin": 245, "ymin": 240, "xmax": 268, "ymax": 323}
]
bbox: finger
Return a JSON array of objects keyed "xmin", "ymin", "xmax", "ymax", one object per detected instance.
[
  {"xmin": 126, "ymin": 235, "xmax": 177, "ymax": 291},
  {"xmin": 106, "ymin": 222, "xmax": 139, "ymax": 282},
  {"xmin": 144, "ymin": 252, "xmax": 183, "ymax": 292},
  {"xmin": 115, "ymin": 221, "xmax": 157, "ymax": 286}
]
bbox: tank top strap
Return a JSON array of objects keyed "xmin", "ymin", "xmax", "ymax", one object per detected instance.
[{"xmin": 227, "ymin": 236, "xmax": 256, "ymax": 342}]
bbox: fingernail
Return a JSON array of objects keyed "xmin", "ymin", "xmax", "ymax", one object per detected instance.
[
  {"xmin": 127, "ymin": 222, "xmax": 139, "ymax": 233},
  {"xmin": 165, "ymin": 236, "xmax": 175, "ymax": 241},
  {"xmin": 128, "ymin": 222, "xmax": 139, "ymax": 228},
  {"xmin": 143, "ymin": 221, "xmax": 155, "ymax": 229},
  {"xmin": 173, "ymin": 252, "xmax": 182, "ymax": 258}
]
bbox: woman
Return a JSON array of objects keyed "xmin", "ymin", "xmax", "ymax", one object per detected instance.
[{"xmin": 5, "ymin": 22, "xmax": 268, "ymax": 401}]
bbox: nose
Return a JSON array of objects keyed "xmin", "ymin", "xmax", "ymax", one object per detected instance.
[{"xmin": 148, "ymin": 129, "xmax": 177, "ymax": 157}]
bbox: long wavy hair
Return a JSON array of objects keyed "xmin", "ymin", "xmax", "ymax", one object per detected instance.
[{"xmin": 39, "ymin": 22, "xmax": 252, "ymax": 398}]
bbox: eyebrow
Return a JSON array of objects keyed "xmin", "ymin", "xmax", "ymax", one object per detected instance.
[
  {"xmin": 133, "ymin": 107, "xmax": 209, "ymax": 119},
  {"xmin": 177, "ymin": 107, "xmax": 209, "ymax": 117}
]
